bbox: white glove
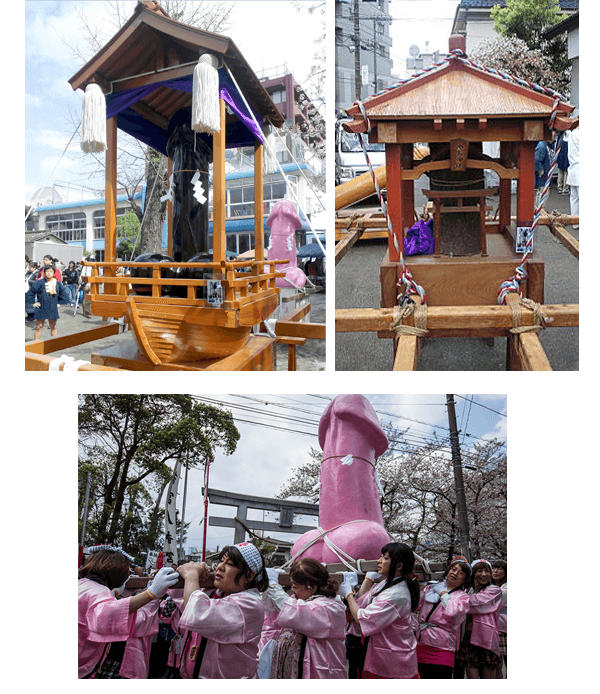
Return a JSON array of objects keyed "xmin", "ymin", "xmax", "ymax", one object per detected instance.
[
  {"xmin": 338, "ymin": 571, "xmax": 358, "ymax": 598},
  {"xmin": 266, "ymin": 568, "xmax": 283, "ymax": 585},
  {"xmin": 365, "ymin": 571, "xmax": 380, "ymax": 582},
  {"xmin": 147, "ymin": 567, "xmax": 180, "ymax": 599},
  {"xmin": 439, "ymin": 592, "xmax": 451, "ymax": 607},
  {"xmin": 424, "ymin": 589, "xmax": 440, "ymax": 603},
  {"xmin": 432, "ymin": 581, "xmax": 447, "ymax": 595},
  {"xmin": 113, "ymin": 576, "xmax": 130, "ymax": 597}
]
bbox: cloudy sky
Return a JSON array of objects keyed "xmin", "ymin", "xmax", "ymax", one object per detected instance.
[
  {"xmin": 160, "ymin": 393, "xmax": 507, "ymax": 553},
  {"xmin": 23, "ymin": 0, "xmax": 326, "ymax": 204}
]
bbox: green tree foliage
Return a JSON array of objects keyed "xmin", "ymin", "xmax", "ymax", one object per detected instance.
[
  {"xmin": 78, "ymin": 395, "xmax": 240, "ymax": 559},
  {"xmin": 116, "ymin": 208, "xmax": 141, "ymax": 259},
  {"xmin": 490, "ymin": 0, "xmax": 571, "ymax": 96}
]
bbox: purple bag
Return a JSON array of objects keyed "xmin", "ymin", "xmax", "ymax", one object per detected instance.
[{"xmin": 404, "ymin": 218, "xmax": 434, "ymax": 256}]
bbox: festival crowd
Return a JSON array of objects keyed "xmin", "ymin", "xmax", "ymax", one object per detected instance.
[{"xmin": 78, "ymin": 542, "xmax": 507, "ymax": 679}]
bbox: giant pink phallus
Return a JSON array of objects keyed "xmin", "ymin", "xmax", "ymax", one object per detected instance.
[
  {"xmin": 292, "ymin": 394, "xmax": 391, "ymax": 565},
  {"xmin": 266, "ymin": 199, "xmax": 307, "ymax": 289}
]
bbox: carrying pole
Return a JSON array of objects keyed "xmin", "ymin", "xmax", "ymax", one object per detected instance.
[
  {"xmin": 446, "ymin": 395, "xmax": 471, "ymax": 562},
  {"xmin": 202, "ymin": 457, "xmax": 210, "ymax": 561}
]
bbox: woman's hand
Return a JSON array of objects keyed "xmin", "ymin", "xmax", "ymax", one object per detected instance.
[
  {"xmin": 178, "ymin": 561, "xmax": 210, "ymax": 581},
  {"xmin": 33, "ymin": 302, "xmax": 40, "ymax": 308}
]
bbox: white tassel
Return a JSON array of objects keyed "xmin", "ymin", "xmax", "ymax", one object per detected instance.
[
  {"xmin": 192, "ymin": 53, "xmax": 220, "ymax": 134},
  {"xmin": 80, "ymin": 83, "xmax": 106, "ymax": 153},
  {"xmin": 263, "ymin": 129, "xmax": 278, "ymax": 175}
]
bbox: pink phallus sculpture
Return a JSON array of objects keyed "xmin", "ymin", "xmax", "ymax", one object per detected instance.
[
  {"xmin": 292, "ymin": 394, "xmax": 391, "ymax": 565},
  {"xmin": 266, "ymin": 199, "xmax": 307, "ymax": 288}
]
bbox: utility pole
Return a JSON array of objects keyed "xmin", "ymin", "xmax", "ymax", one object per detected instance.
[
  {"xmin": 446, "ymin": 395, "xmax": 471, "ymax": 562},
  {"xmin": 353, "ymin": 0, "xmax": 361, "ymax": 102}
]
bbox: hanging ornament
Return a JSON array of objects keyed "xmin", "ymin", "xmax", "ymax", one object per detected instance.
[
  {"xmin": 263, "ymin": 125, "xmax": 278, "ymax": 175},
  {"xmin": 80, "ymin": 82, "xmax": 106, "ymax": 153},
  {"xmin": 191, "ymin": 171, "xmax": 206, "ymax": 205},
  {"xmin": 160, "ymin": 173, "xmax": 175, "ymax": 204},
  {"xmin": 192, "ymin": 53, "xmax": 221, "ymax": 134}
]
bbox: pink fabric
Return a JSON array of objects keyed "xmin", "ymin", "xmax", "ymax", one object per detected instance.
[
  {"xmin": 274, "ymin": 595, "xmax": 347, "ymax": 679},
  {"xmin": 178, "ymin": 588, "xmax": 265, "ymax": 679},
  {"xmin": 468, "ymin": 585, "xmax": 502, "ymax": 656},
  {"xmin": 355, "ymin": 580, "xmax": 418, "ymax": 679},
  {"xmin": 416, "ymin": 643, "xmax": 455, "ymax": 667},
  {"xmin": 292, "ymin": 395, "xmax": 390, "ymax": 564},
  {"xmin": 160, "ymin": 590, "xmax": 187, "ymax": 670},
  {"xmin": 417, "ymin": 586, "xmax": 470, "ymax": 653},
  {"xmin": 498, "ymin": 582, "xmax": 507, "ymax": 633},
  {"xmin": 119, "ymin": 600, "xmax": 160, "ymax": 678},
  {"xmin": 78, "ymin": 578, "xmax": 135, "ymax": 678}
]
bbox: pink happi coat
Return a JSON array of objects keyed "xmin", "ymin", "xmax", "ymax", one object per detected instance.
[
  {"xmin": 272, "ymin": 593, "xmax": 348, "ymax": 678},
  {"xmin": 467, "ymin": 584, "xmax": 502, "ymax": 656},
  {"xmin": 349, "ymin": 579, "xmax": 418, "ymax": 679},
  {"xmin": 178, "ymin": 588, "xmax": 265, "ymax": 679},
  {"xmin": 417, "ymin": 586, "xmax": 470, "ymax": 653},
  {"xmin": 78, "ymin": 578, "xmax": 157, "ymax": 678},
  {"xmin": 259, "ymin": 582, "xmax": 287, "ymax": 651},
  {"xmin": 498, "ymin": 582, "xmax": 507, "ymax": 633},
  {"xmin": 118, "ymin": 599, "xmax": 160, "ymax": 678},
  {"xmin": 159, "ymin": 589, "xmax": 187, "ymax": 670}
]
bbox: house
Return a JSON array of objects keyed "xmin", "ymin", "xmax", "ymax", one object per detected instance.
[
  {"xmin": 544, "ymin": 11, "xmax": 579, "ymax": 112},
  {"xmin": 450, "ymin": 0, "xmax": 579, "ymax": 55}
]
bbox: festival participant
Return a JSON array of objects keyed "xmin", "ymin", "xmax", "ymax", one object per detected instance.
[
  {"xmin": 26, "ymin": 264, "xmax": 71, "ymax": 340},
  {"xmin": 264, "ymin": 558, "xmax": 346, "ymax": 678},
  {"xmin": 78, "ymin": 546, "xmax": 179, "ymax": 678},
  {"xmin": 416, "ymin": 560, "xmax": 471, "ymax": 678},
  {"xmin": 176, "ymin": 542, "xmax": 268, "ymax": 678},
  {"xmin": 491, "ymin": 560, "xmax": 507, "ymax": 678},
  {"xmin": 155, "ymin": 589, "xmax": 186, "ymax": 679},
  {"xmin": 63, "ymin": 260, "xmax": 80, "ymax": 305},
  {"xmin": 340, "ymin": 542, "xmax": 420, "ymax": 679},
  {"xmin": 36, "ymin": 254, "xmax": 61, "ymax": 281},
  {"xmin": 455, "ymin": 559, "xmax": 502, "ymax": 679}
]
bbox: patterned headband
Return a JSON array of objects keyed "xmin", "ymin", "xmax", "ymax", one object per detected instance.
[
  {"xmin": 471, "ymin": 559, "xmax": 492, "ymax": 571},
  {"xmin": 233, "ymin": 542, "xmax": 264, "ymax": 581},
  {"xmin": 89, "ymin": 544, "xmax": 135, "ymax": 563}
]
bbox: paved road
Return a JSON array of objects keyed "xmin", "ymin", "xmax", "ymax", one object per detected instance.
[
  {"xmin": 25, "ymin": 287, "xmax": 326, "ymax": 371},
  {"xmin": 336, "ymin": 184, "xmax": 578, "ymax": 371}
]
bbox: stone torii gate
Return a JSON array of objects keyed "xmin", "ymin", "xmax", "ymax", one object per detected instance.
[{"xmin": 204, "ymin": 488, "xmax": 318, "ymax": 545}]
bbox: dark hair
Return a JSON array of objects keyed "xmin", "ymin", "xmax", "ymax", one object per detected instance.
[
  {"xmin": 78, "ymin": 549, "xmax": 130, "ymax": 590},
  {"xmin": 492, "ymin": 560, "xmax": 507, "ymax": 586},
  {"xmin": 380, "ymin": 542, "xmax": 420, "ymax": 611},
  {"xmin": 470, "ymin": 561, "xmax": 492, "ymax": 592},
  {"xmin": 290, "ymin": 558, "xmax": 338, "ymax": 599},
  {"xmin": 443, "ymin": 560, "xmax": 471, "ymax": 590},
  {"xmin": 44, "ymin": 264, "xmax": 56, "ymax": 274},
  {"xmin": 43, "ymin": 254, "xmax": 53, "ymax": 262},
  {"xmin": 219, "ymin": 545, "xmax": 268, "ymax": 592}
]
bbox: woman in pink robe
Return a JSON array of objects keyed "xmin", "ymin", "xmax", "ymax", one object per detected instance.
[
  {"xmin": 78, "ymin": 547, "xmax": 178, "ymax": 678},
  {"xmin": 266, "ymin": 558, "xmax": 347, "ymax": 678},
  {"xmin": 341, "ymin": 542, "xmax": 420, "ymax": 679},
  {"xmin": 176, "ymin": 543, "xmax": 268, "ymax": 679}
]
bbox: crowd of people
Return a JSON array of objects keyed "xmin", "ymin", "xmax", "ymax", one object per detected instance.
[
  {"xmin": 25, "ymin": 255, "xmax": 92, "ymax": 337},
  {"xmin": 78, "ymin": 542, "xmax": 507, "ymax": 679}
]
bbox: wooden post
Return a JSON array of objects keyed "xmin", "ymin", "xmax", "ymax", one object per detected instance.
[
  {"xmin": 517, "ymin": 141, "xmax": 535, "ymax": 226},
  {"xmin": 385, "ymin": 144, "xmax": 403, "ymax": 262},
  {"xmin": 167, "ymin": 157, "xmax": 173, "ymax": 258},
  {"xmin": 212, "ymin": 99, "xmax": 226, "ymax": 263},
  {"xmin": 499, "ymin": 142, "xmax": 512, "ymax": 231},
  {"xmin": 254, "ymin": 140, "xmax": 264, "ymax": 262},
  {"xmin": 104, "ymin": 117, "xmax": 118, "ymax": 295}
]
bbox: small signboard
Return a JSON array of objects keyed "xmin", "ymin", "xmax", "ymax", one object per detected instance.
[{"xmin": 516, "ymin": 226, "xmax": 533, "ymax": 254}]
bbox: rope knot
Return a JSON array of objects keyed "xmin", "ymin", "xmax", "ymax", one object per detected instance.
[
  {"xmin": 509, "ymin": 298, "xmax": 553, "ymax": 334},
  {"xmin": 392, "ymin": 303, "xmax": 429, "ymax": 338}
]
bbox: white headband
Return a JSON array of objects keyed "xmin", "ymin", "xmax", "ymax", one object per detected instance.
[
  {"xmin": 471, "ymin": 559, "xmax": 492, "ymax": 571},
  {"xmin": 233, "ymin": 542, "xmax": 264, "ymax": 581},
  {"xmin": 89, "ymin": 544, "xmax": 135, "ymax": 563}
]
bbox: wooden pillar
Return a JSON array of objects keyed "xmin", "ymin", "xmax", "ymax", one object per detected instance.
[
  {"xmin": 212, "ymin": 99, "xmax": 226, "ymax": 263},
  {"xmin": 167, "ymin": 157, "xmax": 173, "ymax": 258},
  {"xmin": 498, "ymin": 142, "xmax": 512, "ymax": 231},
  {"xmin": 385, "ymin": 144, "xmax": 403, "ymax": 262},
  {"xmin": 516, "ymin": 141, "xmax": 535, "ymax": 226},
  {"xmin": 254, "ymin": 140, "xmax": 264, "ymax": 262},
  {"xmin": 105, "ymin": 117, "xmax": 118, "ymax": 264}
]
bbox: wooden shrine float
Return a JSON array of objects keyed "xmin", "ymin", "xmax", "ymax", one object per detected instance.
[
  {"xmin": 24, "ymin": 1, "xmax": 324, "ymax": 371},
  {"xmin": 335, "ymin": 36, "xmax": 578, "ymax": 371}
]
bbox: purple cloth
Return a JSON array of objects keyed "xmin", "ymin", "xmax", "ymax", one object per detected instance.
[
  {"xmin": 404, "ymin": 218, "xmax": 435, "ymax": 256},
  {"xmin": 105, "ymin": 70, "xmax": 263, "ymax": 152}
]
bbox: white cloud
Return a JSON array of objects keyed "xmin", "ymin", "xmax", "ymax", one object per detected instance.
[{"xmin": 25, "ymin": 93, "xmax": 42, "ymax": 108}]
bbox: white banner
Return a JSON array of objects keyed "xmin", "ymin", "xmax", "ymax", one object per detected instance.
[
  {"xmin": 164, "ymin": 458, "xmax": 183, "ymax": 566},
  {"xmin": 146, "ymin": 549, "xmax": 159, "ymax": 571}
]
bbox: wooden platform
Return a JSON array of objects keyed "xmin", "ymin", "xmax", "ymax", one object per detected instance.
[{"xmin": 91, "ymin": 334, "xmax": 276, "ymax": 371}]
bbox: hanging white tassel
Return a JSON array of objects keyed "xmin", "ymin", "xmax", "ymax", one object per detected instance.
[
  {"xmin": 80, "ymin": 83, "xmax": 106, "ymax": 153},
  {"xmin": 192, "ymin": 53, "xmax": 221, "ymax": 134},
  {"xmin": 263, "ymin": 127, "xmax": 278, "ymax": 175}
]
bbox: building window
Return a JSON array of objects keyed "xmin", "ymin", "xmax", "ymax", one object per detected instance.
[
  {"xmin": 271, "ymin": 89, "xmax": 285, "ymax": 104},
  {"xmin": 226, "ymin": 179, "xmax": 293, "ymax": 219},
  {"xmin": 46, "ymin": 211, "xmax": 86, "ymax": 242},
  {"xmin": 93, "ymin": 207, "xmax": 128, "ymax": 239}
]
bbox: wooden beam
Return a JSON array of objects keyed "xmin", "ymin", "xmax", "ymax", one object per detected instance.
[
  {"xmin": 392, "ymin": 335, "xmax": 420, "ymax": 370},
  {"xmin": 335, "ymin": 224, "xmax": 364, "ymax": 265},
  {"xmin": 544, "ymin": 217, "xmax": 579, "ymax": 259},
  {"xmin": 25, "ymin": 352, "xmax": 122, "ymax": 371},
  {"xmin": 24, "ymin": 323, "xmax": 122, "ymax": 354},
  {"xmin": 509, "ymin": 332, "xmax": 553, "ymax": 371},
  {"xmin": 212, "ymin": 99, "xmax": 226, "ymax": 262},
  {"xmin": 254, "ymin": 140, "xmax": 264, "ymax": 261},
  {"xmin": 335, "ymin": 165, "xmax": 386, "ymax": 210},
  {"xmin": 274, "ymin": 321, "xmax": 325, "ymax": 341},
  {"xmin": 335, "ymin": 304, "xmax": 579, "ymax": 335}
]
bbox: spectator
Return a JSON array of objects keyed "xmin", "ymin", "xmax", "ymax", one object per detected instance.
[
  {"xmin": 63, "ymin": 260, "xmax": 80, "ymax": 306},
  {"xmin": 26, "ymin": 264, "xmax": 71, "ymax": 340},
  {"xmin": 567, "ymin": 121, "xmax": 579, "ymax": 229},
  {"xmin": 491, "ymin": 560, "xmax": 507, "ymax": 678},
  {"xmin": 36, "ymin": 254, "xmax": 61, "ymax": 282},
  {"xmin": 25, "ymin": 261, "xmax": 39, "ymax": 321}
]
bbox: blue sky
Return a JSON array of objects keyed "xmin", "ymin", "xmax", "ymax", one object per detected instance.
[{"xmin": 23, "ymin": 1, "xmax": 326, "ymax": 206}]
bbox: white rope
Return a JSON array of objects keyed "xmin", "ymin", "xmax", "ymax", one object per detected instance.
[
  {"xmin": 222, "ymin": 62, "xmax": 325, "ymax": 257},
  {"xmin": 48, "ymin": 354, "xmax": 91, "ymax": 371}
]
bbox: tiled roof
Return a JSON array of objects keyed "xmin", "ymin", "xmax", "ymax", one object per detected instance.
[{"xmin": 458, "ymin": 0, "xmax": 577, "ymax": 7}]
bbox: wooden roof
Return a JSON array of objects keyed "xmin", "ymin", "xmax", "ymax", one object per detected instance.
[
  {"xmin": 69, "ymin": 2, "xmax": 283, "ymax": 129},
  {"xmin": 345, "ymin": 57, "xmax": 574, "ymax": 132}
]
